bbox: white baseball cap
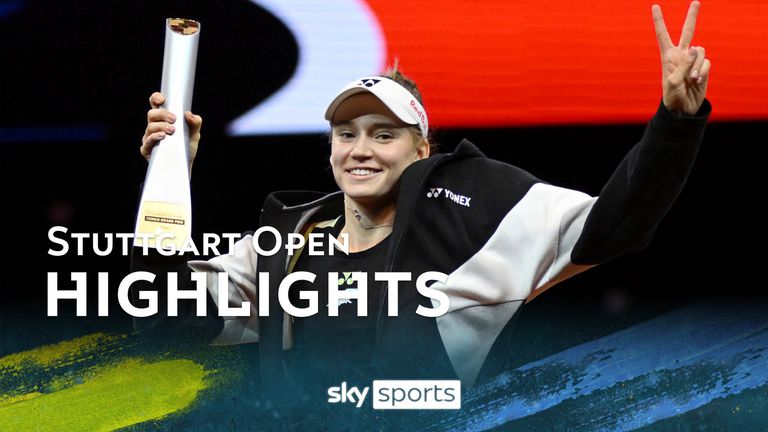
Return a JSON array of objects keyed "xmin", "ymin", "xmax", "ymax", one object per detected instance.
[{"xmin": 324, "ymin": 77, "xmax": 429, "ymax": 137}]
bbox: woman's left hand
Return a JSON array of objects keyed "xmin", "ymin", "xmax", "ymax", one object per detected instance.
[{"xmin": 652, "ymin": 1, "xmax": 710, "ymax": 115}]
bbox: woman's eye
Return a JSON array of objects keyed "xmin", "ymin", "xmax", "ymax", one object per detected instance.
[
  {"xmin": 337, "ymin": 131, "xmax": 355, "ymax": 139},
  {"xmin": 376, "ymin": 133, "xmax": 394, "ymax": 140}
]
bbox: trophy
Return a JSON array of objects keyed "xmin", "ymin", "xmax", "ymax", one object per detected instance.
[{"xmin": 134, "ymin": 18, "xmax": 201, "ymax": 252}]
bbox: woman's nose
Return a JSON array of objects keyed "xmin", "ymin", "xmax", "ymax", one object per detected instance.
[{"xmin": 349, "ymin": 137, "xmax": 373, "ymax": 159}]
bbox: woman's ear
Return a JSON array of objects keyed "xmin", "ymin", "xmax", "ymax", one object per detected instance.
[{"xmin": 416, "ymin": 137, "xmax": 430, "ymax": 160}]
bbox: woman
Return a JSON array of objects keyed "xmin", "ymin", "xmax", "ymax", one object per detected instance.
[{"xmin": 134, "ymin": 2, "xmax": 711, "ymax": 394}]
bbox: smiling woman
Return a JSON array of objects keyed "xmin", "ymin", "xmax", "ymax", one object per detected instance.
[
  {"xmin": 329, "ymin": 92, "xmax": 429, "ymax": 251},
  {"xmin": 129, "ymin": 1, "xmax": 712, "ymax": 418}
]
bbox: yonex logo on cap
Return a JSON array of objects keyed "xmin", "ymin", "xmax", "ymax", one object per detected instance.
[{"xmin": 358, "ymin": 78, "xmax": 381, "ymax": 88}]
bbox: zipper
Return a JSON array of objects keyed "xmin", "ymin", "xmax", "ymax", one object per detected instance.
[{"xmin": 373, "ymin": 155, "xmax": 449, "ymax": 358}]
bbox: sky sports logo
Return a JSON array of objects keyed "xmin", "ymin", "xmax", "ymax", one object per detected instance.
[{"xmin": 327, "ymin": 380, "xmax": 461, "ymax": 409}]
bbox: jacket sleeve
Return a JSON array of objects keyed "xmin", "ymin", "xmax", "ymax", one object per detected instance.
[
  {"xmin": 188, "ymin": 233, "xmax": 260, "ymax": 345},
  {"xmin": 130, "ymin": 234, "xmax": 261, "ymax": 345},
  {"xmin": 427, "ymin": 102, "xmax": 709, "ymax": 384},
  {"xmin": 129, "ymin": 248, "xmax": 224, "ymax": 340},
  {"xmin": 570, "ymin": 99, "xmax": 711, "ymax": 265}
]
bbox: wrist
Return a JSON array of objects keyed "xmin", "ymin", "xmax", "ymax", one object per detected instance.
[{"xmin": 652, "ymin": 98, "xmax": 711, "ymax": 142}]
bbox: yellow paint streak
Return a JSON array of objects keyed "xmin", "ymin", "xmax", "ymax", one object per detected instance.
[
  {"xmin": 0, "ymin": 392, "xmax": 42, "ymax": 406},
  {"xmin": 0, "ymin": 358, "xmax": 208, "ymax": 432},
  {"xmin": 0, "ymin": 333, "xmax": 124, "ymax": 372}
]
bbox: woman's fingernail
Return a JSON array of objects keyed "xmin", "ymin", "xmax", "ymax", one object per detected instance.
[{"xmin": 691, "ymin": 70, "xmax": 699, "ymax": 79}]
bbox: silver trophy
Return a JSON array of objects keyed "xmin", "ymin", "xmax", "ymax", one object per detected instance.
[{"xmin": 135, "ymin": 18, "xmax": 200, "ymax": 251}]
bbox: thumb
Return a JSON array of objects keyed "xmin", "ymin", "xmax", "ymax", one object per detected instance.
[{"xmin": 185, "ymin": 112, "xmax": 202, "ymax": 137}]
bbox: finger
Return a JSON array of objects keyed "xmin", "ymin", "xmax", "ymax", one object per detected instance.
[
  {"xmin": 652, "ymin": 4, "xmax": 673, "ymax": 53},
  {"xmin": 147, "ymin": 108, "xmax": 176, "ymax": 124},
  {"xmin": 698, "ymin": 58, "xmax": 711, "ymax": 84},
  {"xmin": 185, "ymin": 112, "xmax": 202, "ymax": 129},
  {"xmin": 669, "ymin": 48, "xmax": 698, "ymax": 85},
  {"xmin": 140, "ymin": 131, "xmax": 167, "ymax": 159},
  {"xmin": 185, "ymin": 112, "xmax": 203, "ymax": 139},
  {"xmin": 682, "ymin": 47, "xmax": 698, "ymax": 75},
  {"xmin": 149, "ymin": 92, "xmax": 165, "ymax": 109},
  {"xmin": 679, "ymin": 1, "xmax": 700, "ymax": 49},
  {"xmin": 689, "ymin": 46, "xmax": 706, "ymax": 79},
  {"xmin": 145, "ymin": 121, "xmax": 176, "ymax": 136}
]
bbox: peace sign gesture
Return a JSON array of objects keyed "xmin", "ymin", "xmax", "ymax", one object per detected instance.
[{"xmin": 653, "ymin": 1, "xmax": 710, "ymax": 115}]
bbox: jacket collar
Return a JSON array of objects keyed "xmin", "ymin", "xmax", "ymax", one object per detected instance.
[
  {"xmin": 263, "ymin": 190, "xmax": 343, "ymax": 212},
  {"xmin": 261, "ymin": 139, "xmax": 486, "ymax": 223}
]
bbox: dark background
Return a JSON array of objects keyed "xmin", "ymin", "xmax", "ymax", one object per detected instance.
[{"xmin": 0, "ymin": 0, "xmax": 764, "ymax": 361}]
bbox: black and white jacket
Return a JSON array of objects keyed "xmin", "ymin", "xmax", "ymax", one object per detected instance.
[{"xmin": 136, "ymin": 100, "xmax": 710, "ymax": 388}]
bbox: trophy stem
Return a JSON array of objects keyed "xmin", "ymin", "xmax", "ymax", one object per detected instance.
[{"xmin": 134, "ymin": 18, "xmax": 200, "ymax": 251}]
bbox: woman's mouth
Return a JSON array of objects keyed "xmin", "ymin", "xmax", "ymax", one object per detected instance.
[{"xmin": 347, "ymin": 168, "xmax": 382, "ymax": 177}]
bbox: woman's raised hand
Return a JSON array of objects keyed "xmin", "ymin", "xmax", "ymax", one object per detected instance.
[
  {"xmin": 140, "ymin": 92, "xmax": 202, "ymax": 167},
  {"xmin": 652, "ymin": 1, "xmax": 710, "ymax": 115}
]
